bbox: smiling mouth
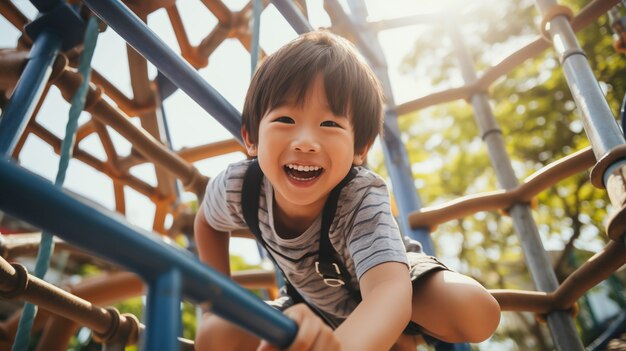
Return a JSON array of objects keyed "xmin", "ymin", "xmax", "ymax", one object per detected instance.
[{"xmin": 284, "ymin": 164, "xmax": 324, "ymax": 181}]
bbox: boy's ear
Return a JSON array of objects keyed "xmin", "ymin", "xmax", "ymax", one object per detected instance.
[
  {"xmin": 353, "ymin": 145, "xmax": 370, "ymax": 166},
  {"xmin": 241, "ymin": 127, "xmax": 258, "ymax": 157}
]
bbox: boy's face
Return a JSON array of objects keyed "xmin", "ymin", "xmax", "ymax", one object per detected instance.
[{"xmin": 243, "ymin": 75, "xmax": 367, "ymax": 219}]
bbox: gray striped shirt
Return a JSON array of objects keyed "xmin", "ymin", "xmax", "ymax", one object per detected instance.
[{"xmin": 203, "ymin": 159, "xmax": 409, "ymax": 328}]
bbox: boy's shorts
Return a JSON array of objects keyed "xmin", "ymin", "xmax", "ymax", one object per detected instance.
[
  {"xmin": 403, "ymin": 251, "xmax": 449, "ymax": 342},
  {"xmin": 267, "ymin": 251, "xmax": 450, "ymax": 341}
]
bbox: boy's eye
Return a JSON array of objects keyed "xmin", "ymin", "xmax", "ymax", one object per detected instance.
[
  {"xmin": 274, "ymin": 116, "xmax": 294, "ymax": 124},
  {"xmin": 320, "ymin": 120, "xmax": 342, "ymax": 128}
]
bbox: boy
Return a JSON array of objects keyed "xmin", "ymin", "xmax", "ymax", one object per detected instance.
[{"xmin": 195, "ymin": 30, "xmax": 500, "ymax": 350}]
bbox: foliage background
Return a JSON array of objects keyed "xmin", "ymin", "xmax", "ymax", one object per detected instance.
[{"xmin": 368, "ymin": 0, "xmax": 626, "ymax": 349}]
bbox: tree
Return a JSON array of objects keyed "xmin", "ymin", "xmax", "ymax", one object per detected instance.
[{"xmin": 372, "ymin": 1, "xmax": 626, "ymax": 349}]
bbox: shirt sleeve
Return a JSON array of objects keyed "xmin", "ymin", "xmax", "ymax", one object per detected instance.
[
  {"xmin": 343, "ymin": 170, "xmax": 409, "ymax": 280},
  {"xmin": 202, "ymin": 161, "xmax": 249, "ymax": 232}
]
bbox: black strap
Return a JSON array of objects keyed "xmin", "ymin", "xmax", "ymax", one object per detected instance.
[
  {"xmin": 316, "ymin": 168, "xmax": 361, "ymax": 303},
  {"xmin": 241, "ymin": 160, "xmax": 306, "ymax": 304},
  {"xmin": 241, "ymin": 160, "xmax": 264, "ymax": 240},
  {"xmin": 241, "ymin": 159, "xmax": 361, "ymax": 305}
]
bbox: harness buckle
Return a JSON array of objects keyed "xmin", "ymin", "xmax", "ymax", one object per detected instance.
[
  {"xmin": 323, "ymin": 277, "xmax": 346, "ymax": 287},
  {"xmin": 315, "ymin": 262, "xmax": 345, "ymax": 287}
]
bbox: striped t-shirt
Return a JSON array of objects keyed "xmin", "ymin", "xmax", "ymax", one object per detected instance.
[{"xmin": 203, "ymin": 159, "xmax": 409, "ymax": 328}]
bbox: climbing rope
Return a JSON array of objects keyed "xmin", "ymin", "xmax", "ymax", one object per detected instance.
[{"xmin": 12, "ymin": 15, "xmax": 99, "ymax": 351}]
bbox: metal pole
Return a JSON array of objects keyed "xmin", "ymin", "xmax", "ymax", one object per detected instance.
[
  {"xmin": 251, "ymin": 0, "xmax": 262, "ymax": 74},
  {"xmin": 83, "ymin": 0, "xmax": 243, "ymax": 142},
  {"xmin": 0, "ymin": 159, "xmax": 297, "ymax": 348},
  {"xmin": 270, "ymin": 0, "xmax": 313, "ymax": 34},
  {"xmin": 29, "ymin": 0, "xmax": 64, "ymax": 13},
  {"xmin": 534, "ymin": 0, "xmax": 625, "ymax": 160},
  {"xmin": 0, "ymin": 31, "xmax": 61, "ymax": 157},
  {"xmin": 338, "ymin": 3, "xmax": 469, "ymax": 348},
  {"xmin": 533, "ymin": 1, "xmax": 626, "ymax": 246},
  {"xmin": 343, "ymin": 0, "xmax": 437, "ymax": 255},
  {"xmin": 346, "ymin": 4, "xmax": 468, "ymax": 348},
  {"xmin": 143, "ymin": 269, "xmax": 182, "ymax": 351},
  {"xmin": 448, "ymin": 22, "xmax": 584, "ymax": 350},
  {"xmin": 381, "ymin": 116, "xmax": 435, "ymax": 255},
  {"xmin": 324, "ymin": 0, "xmax": 385, "ymax": 67},
  {"xmin": 268, "ymin": 0, "xmax": 437, "ymax": 256}
]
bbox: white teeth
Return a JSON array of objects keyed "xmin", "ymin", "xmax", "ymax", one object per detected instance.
[{"xmin": 286, "ymin": 164, "xmax": 320, "ymax": 172}]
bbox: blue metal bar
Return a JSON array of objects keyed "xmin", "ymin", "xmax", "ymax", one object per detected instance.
[
  {"xmin": 270, "ymin": 0, "xmax": 313, "ymax": 34},
  {"xmin": 25, "ymin": 2, "xmax": 85, "ymax": 52},
  {"xmin": 534, "ymin": 0, "xmax": 626, "ymax": 194},
  {"xmin": 251, "ymin": 0, "xmax": 262, "ymax": 74},
  {"xmin": 83, "ymin": 0, "xmax": 243, "ymax": 142},
  {"xmin": 268, "ymin": 0, "xmax": 435, "ymax": 311},
  {"xmin": 323, "ymin": 0, "xmax": 385, "ymax": 67},
  {"xmin": 29, "ymin": 0, "xmax": 63, "ymax": 13},
  {"xmin": 337, "ymin": 0, "xmax": 435, "ymax": 254},
  {"xmin": 271, "ymin": 0, "xmax": 437, "ymax": 258},
  {"xmin": 344, "ymin": 2, "xmax": 465, "ymax": 348},
  {"xmin": 448, "ymin": 20, "xmax": 582, "ymax": 350},
  {"xmin": 325, "ymin": 0, "xmax": 443, "ymax": 253},
  {"xmin": 156, "ymin": 72, "xmax": 178, "ymax": 101},
  {"xmin": 535, "ymin": 0, "xmax": 625, "ymax": 158},
  {"xmin": 155, "ymin": 72, "xmax": 183, "ymax": 200},
  {"xmin": 381, "ymin": 117, "xmax": 435, "ymax": 255},
  {"xmin": 0, "ymin": 159, "xmax": 297, "ymax": 348},
  {"xmin": 144, "ymin": 269, "xmax": 182, "ymax": 351},
  {"xmin": 0, "ymin": 31, "xmax": 61, "ymax": 158}
]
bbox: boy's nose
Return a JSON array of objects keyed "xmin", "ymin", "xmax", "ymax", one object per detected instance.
[{"xmin": 291, "ymin": 132, "xmax": 320, "ymax": 153}]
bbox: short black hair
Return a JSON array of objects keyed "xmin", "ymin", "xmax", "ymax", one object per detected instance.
[{"xmin": 242, "ymin": 30, "xmax": 384, "ymax": 154}]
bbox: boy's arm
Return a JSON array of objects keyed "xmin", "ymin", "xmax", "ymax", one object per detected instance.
[
  {"xmin": 196, "ymin": 204, "xmax": 340, "ymax": 351},
  {"xmin": 194, "ymin": 203, "xmax": 231, "ymax": 277},
  {"xmin": 334, "ymin": 262, "xmax": 412, "ymax": 351}
]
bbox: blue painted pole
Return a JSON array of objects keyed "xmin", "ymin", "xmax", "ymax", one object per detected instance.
[
  {"xmin": 333, "ymin": 0, "xmax": 436, "ymax": 255},
  {"xmin": 270, "ymin": 0, "xmax": 313, "ymax": 34},
  {"xmin": 0, "ymin": 159, "xmax": 297, "ymax": 348},
  {"xmin": 144, "ymin": 269, "xmax": 182, "ymax": 351},
  {"xmin": 83, "ymin": 0, "xmax": 243, "ymax": 142},
  {"xmin": 251, "ymin": 0, "xmax": 262, "ymax": 74},
  {"xmin": 29, "ymin": 0, "xmax": 63, "ymax": 12},
  {"xmin": 322, "ymin": 0, "xmax": 385, "ymax": 67},
  {"xmin": 341, "ymin": 2, "xmax": 468, "ymax": 349},
  {"xmin": 381, "ymin": 115, "xmax": 435, "ymax": 255},
  {"xmin": 155, "ymin": 74, "xmax": 183, "ymax": 200},
  {"xmin": 0, "ymin": 31, "xmax": 61, "ymax": 158},
  {"xmin": 155, "ymin": 72, "xmax": 178, "ymax": 101}
]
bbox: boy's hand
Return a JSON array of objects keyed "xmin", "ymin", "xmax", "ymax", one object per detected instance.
[{"xmin": 256, "ymin": 304, "xmax": 341, "ymax": 351}]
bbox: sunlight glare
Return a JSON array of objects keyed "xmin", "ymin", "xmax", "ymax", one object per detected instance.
[{"xmin": 365, "ymin": 0, "xmax": 472, "ymax": 21}]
